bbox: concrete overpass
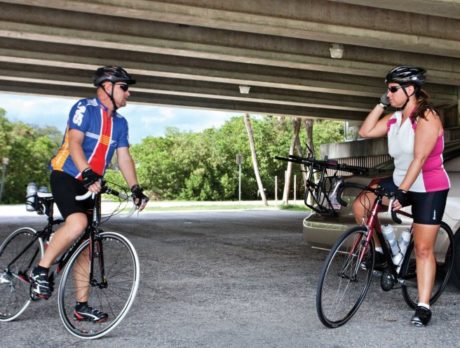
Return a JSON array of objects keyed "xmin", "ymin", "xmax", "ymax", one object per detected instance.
[{"xmin": 0, "ymin": 0, "xmax": 459, "ymax": 123}]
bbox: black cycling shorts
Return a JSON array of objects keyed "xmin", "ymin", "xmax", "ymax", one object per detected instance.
[
  {"xmin": 378, "ymin": 176, "xmax": 449, "ymax": 225},
  {"xmin": 50, "ymin": 170, "xmax": 92, "ymax": 220}
]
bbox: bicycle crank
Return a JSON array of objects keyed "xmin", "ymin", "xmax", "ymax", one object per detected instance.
[{"xmin": 380, "ymin": 269, "xmax": 397, "ymax": 291}]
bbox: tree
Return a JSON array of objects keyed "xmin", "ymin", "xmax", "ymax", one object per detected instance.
[
  {"xmin": 100, "ymin": 116, "xmax": 343, "ymax": 202},
  {"xmin": 282, "ymin": 118, "xmax": 301, "ymax": 204},
  {"xmin": 0, "ymin": 113, "xmax": 62, "ymax": 203},
  {"xmin": 243, "ymin": 114, "xmax": 267, "ymax": 205}
]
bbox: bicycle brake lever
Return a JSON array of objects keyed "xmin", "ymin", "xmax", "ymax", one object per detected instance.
[{"xmin": 388, "ymin": 198, "xmax": 402, "ymax": 224}]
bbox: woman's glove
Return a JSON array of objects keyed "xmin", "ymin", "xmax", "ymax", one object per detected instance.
[
  {"xmin": 394, "ymin": 188, "xmax": 409, "ymax": 207},
  {"xmin": 379, "ymin": 93, "xmax": 390, "ymax": 109}
]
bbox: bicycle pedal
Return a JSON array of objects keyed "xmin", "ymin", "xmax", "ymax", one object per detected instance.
[
  {"xmin": 29, "ymin": 291, "xmax": 41, "ymax": 301},
  {"xmin": 380, "ymin": 269, "xmax": 396, "ymax": 291}
]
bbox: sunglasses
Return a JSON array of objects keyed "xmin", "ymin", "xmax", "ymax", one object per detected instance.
[
  {"xmin": 387, "ymin": 86, "xmax": 403, "ymax": 93},
  {"xmin": 118, "ymin": 84, "xmax": 129, "ymax": 92}
]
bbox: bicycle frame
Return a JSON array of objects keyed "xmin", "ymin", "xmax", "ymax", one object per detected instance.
[
  {"xmin": 54, "ymin": 193, "xmax": 106, "ymax": 288},
  {"xmin": 6, "ymin": 191, "xmax": 108, "ymax": 286},
  {"xmin": 357, "ymin": 190, "xmax": 415, "ymax": 281}
]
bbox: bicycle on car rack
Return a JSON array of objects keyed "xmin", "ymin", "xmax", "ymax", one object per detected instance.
[
  {"xmin": 275, "ymin": 154, "xmax": 369, "ymax": 216},
  {"xmin": 276, "ymin": 154, "xmax": 454, "ymax": 328},
  {"xmin": 0, "ymin": 181, "xmax": 140, "ymax": 339}
]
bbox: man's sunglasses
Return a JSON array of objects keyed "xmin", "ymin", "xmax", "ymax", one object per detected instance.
[
  {"xmin": 118, "ymin": 84, "xmax": 129, "ymax": 92},
  {"xmin": 387, "ymin": 86, "xmax": 403, "ymax": 93}
]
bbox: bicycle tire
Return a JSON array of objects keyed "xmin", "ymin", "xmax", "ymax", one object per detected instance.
[
  {"xmin": 58, "ymin": 231, "xmax": 140, "ymax": 339},
  {"xmin": 316, "ymin": 226, "xmax": 374, "ymax": 328},
  {"xmin": 400, "ymin": 221, "xmax": 454, "ymax": 309},
  {"xmin": 0, "ymin": 227, "xmax": 44, "ymax": 321},
  {"xmin": 451, "ymin": 230, "xmax": 460, "ymax": 290}
]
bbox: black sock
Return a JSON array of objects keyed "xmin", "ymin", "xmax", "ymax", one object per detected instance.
[
  {"xmin": 35, "ymin": 265, "xmax": 49, "ymax": 274},
  {"xmin": 76, "ymin": 301, "xmax": 88, "ymax": 309}
]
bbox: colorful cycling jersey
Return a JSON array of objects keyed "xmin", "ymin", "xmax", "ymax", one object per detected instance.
[
  {"xmin": 387, "ymin": 110, "xmax": 450, "ymax": 192},
  {"xmin": 50, "ymin": 98, "xmax": 130, "ymax": 179}
]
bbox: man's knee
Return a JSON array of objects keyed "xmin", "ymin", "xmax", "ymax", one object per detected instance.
[{"xmin": 65, "ymin": 213, "xmax": 88, "ymax": 236}]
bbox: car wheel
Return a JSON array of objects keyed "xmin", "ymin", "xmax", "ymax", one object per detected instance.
[{"xmin": 451, "ymin": 229, "xmax": 460, "ymax": 290}]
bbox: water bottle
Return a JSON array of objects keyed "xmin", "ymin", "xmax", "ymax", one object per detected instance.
[
  {"xmin": 38, "ymin": 186, "xmax": 48, "ymax": 193},
  {"xmin": 25, "ymin": 182, "xmax": 37, "ymax": 211},
  {"xmin": 328, "ymin": 191, "xmax": 341, "ymax": 210},
  {"xmin": 328, "ymin": 180, "xmax": 342, "ymax": 210},
  {"xmin": 381, "ymin": 224, "xmax": 403, "ymax": 266},
  {"xmin": 398, "ymin": 229, "xmax": 411, "ymax": 257}
]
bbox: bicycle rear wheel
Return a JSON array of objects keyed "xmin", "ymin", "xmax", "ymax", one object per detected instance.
[
  {"xmin": 401, "ymin": 222, "xmax": 454, "ymax": 309},
  {"xmin": 0, "ymin": 227, "xmax": 44, "ymax": 321},
  {"xmin": 58, "ymin": 232, "xmax": 140, "ymax": 339},
  {"xmin": 316, "ymin": 226, "xmax": 374, "ymax": 328}
]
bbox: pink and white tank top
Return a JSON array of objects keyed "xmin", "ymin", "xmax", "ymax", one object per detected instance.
[{"xmin": 387, "ymin": 111, "xmax": 450, "ymax": 192}]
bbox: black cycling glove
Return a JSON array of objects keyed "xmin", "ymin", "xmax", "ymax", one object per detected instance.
[
  {"xmin": 379, "ymin": 93, "xmax": 390, "ymax": 109},
  {"xmin": 81, "ymin": 168, "xmax": 101, "ymax": 189},
  {"xmin": 131, "ymin": 184, "xmax": 149, "ymax": 209},
  {"xmin": 394, "ymin": 188, "xmax": 409, "ymax": 207}
]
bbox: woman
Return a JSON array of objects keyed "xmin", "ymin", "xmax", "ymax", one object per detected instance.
[{"xmin": 352, "ymin": 66, "xmax": 450, "ymax": 327}]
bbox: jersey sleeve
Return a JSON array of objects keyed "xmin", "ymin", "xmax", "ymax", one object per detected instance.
[
  {"xmin": 68, "ymin": 100, "xmax": 90, "ymax": 133},
  {"xmin": 117, "ymin": 117, "xmax": 130, "ymax": 148}
]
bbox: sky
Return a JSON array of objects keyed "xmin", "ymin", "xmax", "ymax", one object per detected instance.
[{"xmin": 0, "ymin": 92, "xmax": 240, "ymax": 144}]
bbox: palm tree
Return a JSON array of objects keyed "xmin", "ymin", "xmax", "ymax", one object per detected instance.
[
  {"xmin": 282, "ymin": 117, "xmax": 301, "ymax": 204},
  {"xmin": 243, "ymin": 113, "xmax": 268, "ymax": 206}
]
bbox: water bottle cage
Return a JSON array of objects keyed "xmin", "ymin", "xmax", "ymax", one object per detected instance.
[{"xmin": 26, "ymin": 194, "xmax": 46, "ymax": 214}]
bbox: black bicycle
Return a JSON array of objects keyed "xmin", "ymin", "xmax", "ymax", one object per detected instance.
[{"xmin": 0, "ymin": 182, "xmax": 140, "ymax": 339}]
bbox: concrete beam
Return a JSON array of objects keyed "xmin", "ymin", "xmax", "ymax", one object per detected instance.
[
  {"xmin": 3, "ymin": 0, "xmax": 460, "ymax": 58},
  {"xmin": 329, "ymin": 0, "xmax": 460, "ymax": 20},
  {"xmin": 0, "ymin": 80, "xmax": 369, "ymax": 120},
  {"xmin": 0, "ymin": 56, "xmax": 456, "ymax": 108},
  {"xmin": 0, "ymin": 0, "xmax": 457, "ymax": 123}
]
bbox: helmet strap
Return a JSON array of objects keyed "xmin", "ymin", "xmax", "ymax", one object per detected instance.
[
  {"xmin": 399, "ymin": 85, "xmax": 414, "ymax": 111},
  {"xmin": 101, "ymin": 82, "xmax": 118, "ymax": 113}
]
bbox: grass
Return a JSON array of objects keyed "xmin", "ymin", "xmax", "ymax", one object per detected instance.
[{"xmin": 279, "ymin": 204, "xmax": 310, "ymax": 211}]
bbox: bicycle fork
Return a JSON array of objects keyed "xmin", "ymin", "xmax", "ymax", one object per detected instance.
[{"xmin": 89, "ymin": 235, "xmax": 107, "ymax": 289}]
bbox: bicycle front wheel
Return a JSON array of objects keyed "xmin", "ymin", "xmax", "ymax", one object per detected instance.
[
  {"xmin": 401, "ymin": 222, "xmax": 454, "ymax": 309},
  {"xmin": 58, "ymin": 232, "xmax": 140, "ymax": 339},
  {"xmin": 316, "ymin": 226, "xmax": 374, "ymax": 328},
  {"xmin": 0, "ymin": 227, "xmax": 44, "ymax": 321}
]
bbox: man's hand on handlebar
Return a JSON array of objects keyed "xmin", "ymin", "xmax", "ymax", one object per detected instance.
[
  {"xmin": 131, "ymin": 185, "xmax": 149, "ymax": 211},
  {"xmin": 82, "ymin": 168, "xmax": 102, "ymax": 193}
]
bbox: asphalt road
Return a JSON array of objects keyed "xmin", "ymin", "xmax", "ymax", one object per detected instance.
[{"xmin": 0, "ymin": 210, "xmax": 459, "ymax": 347}]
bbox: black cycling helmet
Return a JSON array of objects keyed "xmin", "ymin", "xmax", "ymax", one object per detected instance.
[
  {"xmin": 385, "ymin": 65, "xmax": 426, "ymax": 87},
  {"xmin": 93, "ymin": 66, "xmax": 136, "ymax": 87}
]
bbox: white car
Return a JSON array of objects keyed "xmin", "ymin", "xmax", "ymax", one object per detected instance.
[{"xmin": 302, "ymin": 143, "xmax": 460, "ymax": 289}]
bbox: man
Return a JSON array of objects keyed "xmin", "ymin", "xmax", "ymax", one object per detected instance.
[{"xmin": 30, "ymin": 66, "xmax": 148, "ymax": 322}]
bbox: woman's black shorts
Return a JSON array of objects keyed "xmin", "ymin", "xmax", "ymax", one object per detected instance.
[
  {"xmin": 378, "ymin": 176, "xmax": 449, "ymax": 225},
  {"xmin": 50, "ymin": 170, "xmax": 92, "ymax": 220}
]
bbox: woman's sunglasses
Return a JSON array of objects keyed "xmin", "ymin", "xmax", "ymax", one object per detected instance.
[
  {"xmin": 387, "ymin": 86, "xmax": 403, "ymax": 93},
  {"xmin": 118, "ymin": 84, "xmax": 129, "ymax": 92}
]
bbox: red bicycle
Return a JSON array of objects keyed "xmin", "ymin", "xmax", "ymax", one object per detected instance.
[{"xmin": 315, "ymin": 179, "xmax": 454, "ymax": 328}]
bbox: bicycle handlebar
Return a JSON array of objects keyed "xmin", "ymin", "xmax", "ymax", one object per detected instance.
[
  {"xmin": 275, "ymin": 155, "xmax": 369, "ymax": 175},
  {"xmin": 336, "ymin": 181, "xmax": 402, "ymax": 224},
  {"xmin": 75, "ymin": 183, "xmax": 130, "ymax": 201}
]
